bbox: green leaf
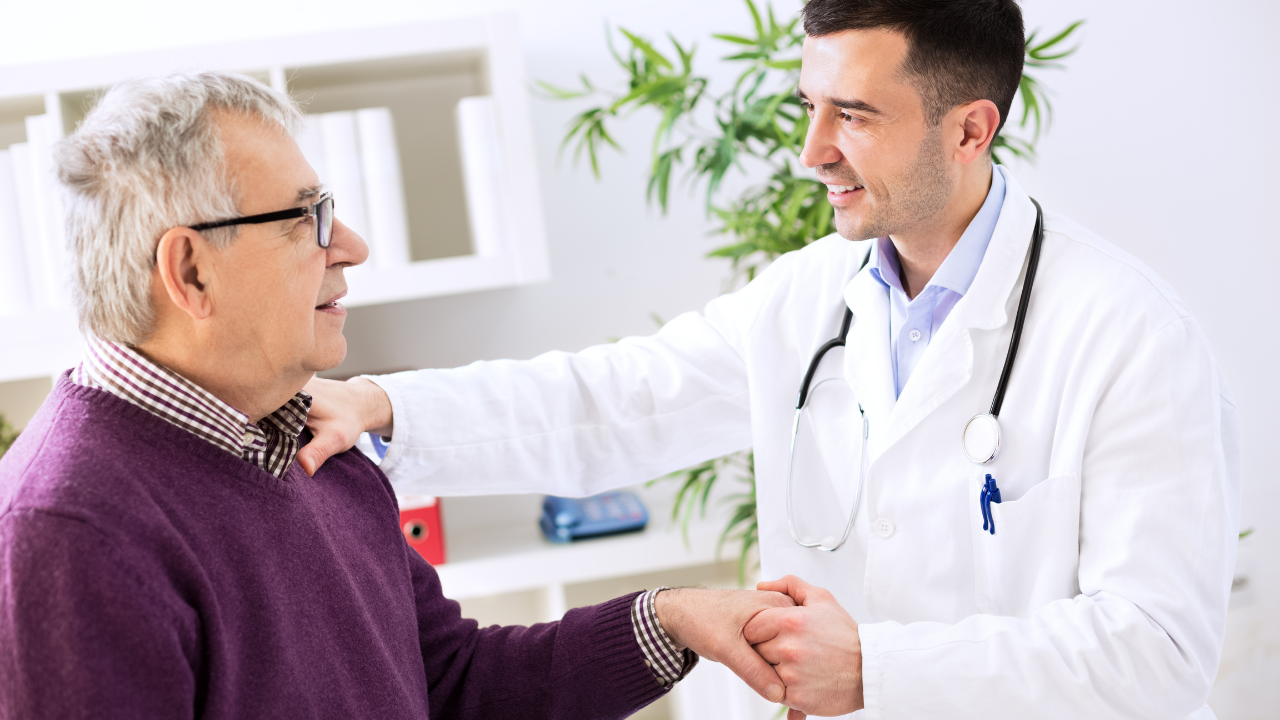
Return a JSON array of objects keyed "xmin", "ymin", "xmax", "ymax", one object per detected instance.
[
  {"xmin": 620, "ymin": 28, "xmax": 674, "ymax": 70},
  {"xmin": 0, "ymin": 413, "xmax": 18, "ymax": 459},
  {"xmin": 745, "ymin": 0, "xmax": 765, "ymax": 39},
  {"xmin": 647, "ymin": 147, "xmax": 682, "ymax": 212},
  {"xmin": 534, "ymin": 79, "xmax": 591, "ymax": 100},
  {"xmin": 1030, "ymin": 20, "xmax": 1084, "ymax": 55},
  {"xmin": 713, "ymin": 33, "xmax": 757, "ymax": 46},
  {"xmin": 763, "ymin": 58, "xmax": 802, "ymax": 70},
  {"xmin": 673, "ymin": 35, "xmax": 697, "ymax": 75}
]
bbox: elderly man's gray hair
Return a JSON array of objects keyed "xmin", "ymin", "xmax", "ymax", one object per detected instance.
[{"xmin": 55, "ymin": 71, "xmax": 304, "ymax": 346}]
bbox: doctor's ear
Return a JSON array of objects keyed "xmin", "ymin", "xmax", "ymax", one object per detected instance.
[
  {"xmin": 950, "ymin": 99, "xmax": 1001, "ymax": 164},
  {"xmin": 154, "ymin": 226, "xmax": 216, "ymax": 321}
]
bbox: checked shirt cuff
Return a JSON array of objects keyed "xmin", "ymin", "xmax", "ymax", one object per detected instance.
[{"xmin": 631, "ymin": 587, "xmax": 699, "ymax": 686}]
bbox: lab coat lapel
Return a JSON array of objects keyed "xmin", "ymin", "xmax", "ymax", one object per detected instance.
[
  {"xmin": 842, "ymin": 267, "xmax": 895, "ymax": 460},
  {"xmin": 960, "ymin": 167, "xmax": 1040, "ymax": 333},
  {"xmin": 855, "ymin": 167, "xmax": 1041, "ymax": 458},
  {"xmin": 882, "ymin": 309, "xmax": 974, "ymax": 451}
]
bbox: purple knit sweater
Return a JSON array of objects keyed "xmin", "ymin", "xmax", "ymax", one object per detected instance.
[{"xmin": 0, "ymin": 378, "xmax": 668, "ymax": 719}]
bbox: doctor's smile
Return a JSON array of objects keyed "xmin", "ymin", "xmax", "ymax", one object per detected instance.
[{"xmin": 0, "ymin": 0, "xmax": 1249, "ymax": 719}]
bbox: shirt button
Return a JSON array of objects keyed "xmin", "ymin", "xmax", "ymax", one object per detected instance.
[
  {"xmin": 242, "ymin": 430, "xmax": 255, "ymax": 446},
  {"xmin": 909, "ymin": 329, "xmax": 922, "ymax": 342},
  {"xmin": 874, "ymin": 518, "xmax": 896, "ymax": 538}
]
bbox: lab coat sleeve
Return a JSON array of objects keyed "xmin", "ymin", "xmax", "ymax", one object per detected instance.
[
  {"xmin": 366, "ymin": 258, "xmax": 786, "ymax": 497},
  {"xmin": 856, "ymin": 316, "xmax": 1240, "ymax": 720}
]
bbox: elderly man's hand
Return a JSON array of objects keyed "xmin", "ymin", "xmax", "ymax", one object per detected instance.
[
  {"xmin": 655, "ymin": 588, "xmax": 796, "ymax": 704},
  {"xmin": 743, "ymin": 576, "xmax": 863, "ymax": 720},
  {"xmin": 298, "ymin": 377, "xmax": 394, "ymax": 476}
]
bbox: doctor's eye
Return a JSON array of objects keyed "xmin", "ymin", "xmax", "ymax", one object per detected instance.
[{"xmin": 838, "ymin": 111, "xmax": 862, "ymax": 126}]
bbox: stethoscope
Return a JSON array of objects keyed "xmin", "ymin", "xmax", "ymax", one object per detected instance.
[{"xmin": 786, "ymin": 199, "xmax": 1044, "ymax": 551}]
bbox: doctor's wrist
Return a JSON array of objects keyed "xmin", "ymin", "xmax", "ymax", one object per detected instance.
[{"xmin": 349, "ymin": 376, "xmax": 394, "ymax": 439}]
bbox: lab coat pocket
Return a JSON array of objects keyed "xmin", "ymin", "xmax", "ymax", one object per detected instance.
[{"xmin": 970, "ymin": 472, "xmax": 1081, "ymax": 616}]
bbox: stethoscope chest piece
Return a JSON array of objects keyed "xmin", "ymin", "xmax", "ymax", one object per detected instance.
[{"xmin": 963, "ymin": 413, "xmax": 1002, "ymax": 465}]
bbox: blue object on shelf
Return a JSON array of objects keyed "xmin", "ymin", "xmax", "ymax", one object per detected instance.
[{"xmin": 539, "ymin": 491, "xmax": 649, "ymax": 543}]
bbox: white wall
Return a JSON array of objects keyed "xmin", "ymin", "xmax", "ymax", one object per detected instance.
[{"xmin": 2, "ymin": 0, "xmax": 1275, "ymax": 717}]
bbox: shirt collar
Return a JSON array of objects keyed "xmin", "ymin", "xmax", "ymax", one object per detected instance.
[
  {"xmin": 867, "ymin": 164, "xmax": 1007, "ymax": 298},
  {"xmin": 75, "ymin": 335, "xmax": 312, "ymax": 477}
]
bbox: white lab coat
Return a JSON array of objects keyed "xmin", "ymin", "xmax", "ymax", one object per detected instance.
[{"xmin": 372, "ymin": 168, "xmax": 1239, "ymax": 720}]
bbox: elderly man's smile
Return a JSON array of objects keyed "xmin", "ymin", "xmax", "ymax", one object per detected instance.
[{"xmin": 316, "ymin": 290, "xmax": 347, "ymax": 316}]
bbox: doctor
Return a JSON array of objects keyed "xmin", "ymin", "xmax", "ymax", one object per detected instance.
[{"xmin": 299, "ymin": 1, "xmax": 1240, "ymax": 718}]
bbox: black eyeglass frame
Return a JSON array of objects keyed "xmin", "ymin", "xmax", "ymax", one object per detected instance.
[{"xmin": 190, "ymin": 192, "xmax": 334, "ymax": 248}]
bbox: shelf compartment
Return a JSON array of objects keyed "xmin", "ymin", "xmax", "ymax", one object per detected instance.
[
  {"xmin": 0, "ymin": 14, "xmax": 549, "ymax": 384},
  {"xmin": 288, "ymin": 50, "xmax": 487, "ymax": 264}
]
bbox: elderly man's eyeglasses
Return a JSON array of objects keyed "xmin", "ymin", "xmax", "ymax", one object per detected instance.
[{"xmin": 190, "ymin": 193, "xmax": 335, "ymax": 248}]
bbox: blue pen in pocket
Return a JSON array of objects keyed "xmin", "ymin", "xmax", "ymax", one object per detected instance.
[{"xmin": 980, "ymin": 474, "xmax": 1002, "ymax": 535}]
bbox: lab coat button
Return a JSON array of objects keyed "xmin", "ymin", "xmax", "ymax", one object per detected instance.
[{"xmin": 874, "ymin": 518, "xmax": 895, "ymax": 538}]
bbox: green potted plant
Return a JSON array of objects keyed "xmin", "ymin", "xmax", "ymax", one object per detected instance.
[{"xmin": 0, "ymin": 414, "xmax": 18, "ymax": 460}]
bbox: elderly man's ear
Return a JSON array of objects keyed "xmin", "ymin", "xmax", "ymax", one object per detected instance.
[{"xmin": 154, "ymin": 227, "xmax": 215, "ymax": 322}]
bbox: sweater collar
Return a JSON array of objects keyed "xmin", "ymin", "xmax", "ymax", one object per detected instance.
[{"xmin": 73, "ymin": 336, "xmax": 312, "ymax": 478}]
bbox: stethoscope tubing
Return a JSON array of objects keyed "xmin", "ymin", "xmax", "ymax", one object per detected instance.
[
  {"xmin": 786, "ymin": 198, "xmax": 1045, "ymax": 552},
  {"xmin": 989, "ymin": 198, "xmax": 1044, "ymax": 417},
  {"xmin": 786, "ymin": 381, "xmax": 869, "ymax": 552}
]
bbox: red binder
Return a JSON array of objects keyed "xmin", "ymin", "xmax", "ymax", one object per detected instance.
[{"xmin": 399, "ymin": 495, "xmax": 446, "ymax": 566}]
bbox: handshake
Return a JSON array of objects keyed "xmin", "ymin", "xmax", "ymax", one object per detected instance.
[{"xmin": 655, "ymin": 575, "xmax": 864, "ymax": 720}]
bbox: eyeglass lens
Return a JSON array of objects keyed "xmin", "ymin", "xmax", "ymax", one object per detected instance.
[{"xmin": 317, "ymin": 196, "xmax": 334, "ymax": 248}]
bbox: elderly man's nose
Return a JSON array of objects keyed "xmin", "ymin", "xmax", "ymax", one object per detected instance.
[{"xmin": 328, "ymin": 218, "xmax": 370, "ymax": 267}]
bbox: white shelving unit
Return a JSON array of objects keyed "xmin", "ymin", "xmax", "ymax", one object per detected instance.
[
  {"xmin": 0, "ymin": 14, "xmax": 549, "ymax": 384},
  {"xmin": 436, "ymin": 488, "xmax": 727, "ymax": 607}
]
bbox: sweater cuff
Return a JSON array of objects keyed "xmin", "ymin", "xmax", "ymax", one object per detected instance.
[
  {"xmin": 567, "ymin": 591, "xmax": 676, "ymax": 712},
  {"xmin": 632, "ymin": 588, "xmax": 699, "ymax": 686}
]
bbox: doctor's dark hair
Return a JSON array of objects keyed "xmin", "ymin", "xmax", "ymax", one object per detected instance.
[{"xmin": 802, "ymin": 0, "xmax": 1026, "ymax": 132}]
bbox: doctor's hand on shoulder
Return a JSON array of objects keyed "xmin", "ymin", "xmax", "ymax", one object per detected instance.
[
  {"xmin": 298, "ymin": 377, "xmax": 393, "ymax": 476},
  {"xmin": 745, "ymin": 576, "xmax": 864, "ymax": 720}
]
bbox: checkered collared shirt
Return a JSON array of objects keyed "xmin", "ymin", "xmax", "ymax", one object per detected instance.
[
  {"xmin": 71, "ymin": 336, "xmax": 695, "ymax": 686},
  {"xmin": 71, "ymin": 336, "xmax": 310, "ymax": 478}
]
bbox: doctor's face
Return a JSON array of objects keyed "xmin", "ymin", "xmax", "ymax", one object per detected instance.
[{"xmin": 797, "ymin": 29, "xmax": 956, "ymax": 242}]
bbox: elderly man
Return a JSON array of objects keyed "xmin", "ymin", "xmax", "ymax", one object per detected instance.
[{"xmin": 0, "ymin": 72, "xmax": 794, "ymax": 719}]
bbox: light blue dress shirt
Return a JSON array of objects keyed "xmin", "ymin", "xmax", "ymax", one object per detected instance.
[{"xmin": 867, "ymin": 165, "xmax": 1006, "ymax": 398}]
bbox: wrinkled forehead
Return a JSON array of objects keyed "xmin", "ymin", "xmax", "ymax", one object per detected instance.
[
  {"xmin": 212, "ymin": 109, "xmax": 320, "ymax": 216},
  {"xmin": 798, "ymin": 29, "xmax": 920, "ymax": 118}
]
